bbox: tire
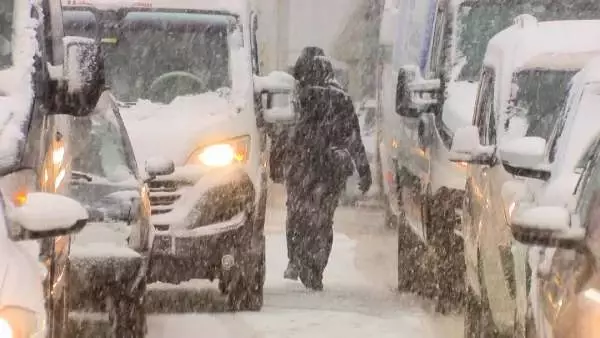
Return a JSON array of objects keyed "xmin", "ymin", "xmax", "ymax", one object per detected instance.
[
  {"xmin": 396, "ymin": 216, "xmax": 427, "ymax": 293},
  {"xmin": 384, "ymin": 193, "xmax": 399, "ymax": 229},
  {"xmin": 427, "ymin": 190, "xmax": 465, "ymax": 314},
  {"xmin": 464, "ymin": 287, "xmax": 484, "ymax": 338},
  {"xmin": 225, "ymin": 238, "xmax": 266, "ymax": 312},
  {"xmin": 107, "ymin": 277, "xmax": 147, "ymax": 338}
]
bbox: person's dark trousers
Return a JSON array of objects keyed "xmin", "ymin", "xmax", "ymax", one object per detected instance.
[{"xmin": 285, "ymin": 175, "xmax": 344, "ymax": 290}]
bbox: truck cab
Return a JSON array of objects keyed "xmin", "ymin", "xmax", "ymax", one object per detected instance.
[{"xmin": 62, "ymin": 0, "xmax": 296, "ymax": 311}]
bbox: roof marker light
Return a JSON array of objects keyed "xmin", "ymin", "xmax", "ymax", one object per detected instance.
[{"xmin": 514, "ymin": 14, "xmax": 538, "ymax": 29}]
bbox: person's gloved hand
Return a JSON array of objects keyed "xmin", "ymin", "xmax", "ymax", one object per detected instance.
[
  {"xmin": 358, "ymin": 170, "xmax": 372, "ymax": 194},
  {"xmin": 330, "ymin": 147, "xmax": 354, "ymax": 176}
]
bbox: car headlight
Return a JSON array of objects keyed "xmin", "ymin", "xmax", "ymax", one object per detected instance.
[
  {"xmin": 186, "ymin": 136, "xmax": 250, "ymax": 167},
  {"xmin": 0, "ymin": 306, "xmax": 41, "ymax": 338}
]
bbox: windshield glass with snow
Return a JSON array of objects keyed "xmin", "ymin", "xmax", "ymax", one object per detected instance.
[
  {"xmin": 456, "ymin": 0, "xmax": 600, "ymax": 82},
  {"xmin": 0, "ymin": 0, "xmax": 13, "ymax": 69},
  {"xmin": 507, "ymin": 69, "xmax": 575, "ymax": 139},
  {"xmin": 70, "ymin": 110, "xmax": 137, "ymax": 184},
  {"xmin": 63, "ymin": 10, "xmax": 234, "ymax": 104}
]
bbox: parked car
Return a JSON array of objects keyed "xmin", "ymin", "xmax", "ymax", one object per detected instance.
[
  {"xmin": 62, "ymin": 0, "xmax": 296, "ymax": 311},
  {"xmin": 509, "ymin": 133, "xmax": 600, "ymax": 338},
  {"xmin": 53, "ymin": 103, "xmax": 152, "ymax": 338},
  {"xmin": 0, "ymin": 0, "xmax": 104, "ymax": 336},
  {"xmin": 377, "ymin": 0, "xmax": 600, "ymax": 311},
  {"xmin": 450, "ymin": 18, "xmax": 600, "ymax": 337}
]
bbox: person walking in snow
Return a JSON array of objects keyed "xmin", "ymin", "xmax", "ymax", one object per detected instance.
[{"xmin": 283, "ymin": 47, "xmax": 372, "ymax": 290}]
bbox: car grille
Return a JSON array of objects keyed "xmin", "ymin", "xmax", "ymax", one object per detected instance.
[{"xmin": 147, "ymin": 179, "xmax": 186, "ymax": 216}]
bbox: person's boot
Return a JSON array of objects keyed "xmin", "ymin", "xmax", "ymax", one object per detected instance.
[
  {"xmin": 284, "ymin": 262, "xmax": 299, "ymax": 280},
  {"xmin": 299, "ymin": 266, "xmax": 323, "ymax": 291}
]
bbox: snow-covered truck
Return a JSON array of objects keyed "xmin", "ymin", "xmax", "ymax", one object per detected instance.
[
  {"xmin": 62, "ymin": 0, "xmax": 297, "ymax": 312},
  {"xmin": 0, "ymin": 0, "xmax": 110, "ymax": 336}
]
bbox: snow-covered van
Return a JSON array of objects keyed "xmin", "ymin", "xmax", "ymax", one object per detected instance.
[
  {"xmin": 62, "ymin": 0, "xmax": 296, "ymax": 311},
  {"xmin": 449, "ymin": 18, "xmax": 600, "ymax": 336},
  {"xmin": 377, "ymin": 0, "xmax": 600, "ymax": 312},
  {"xmin": 0, "ymin": 0, "xmax": 109, "ymax": 336}
]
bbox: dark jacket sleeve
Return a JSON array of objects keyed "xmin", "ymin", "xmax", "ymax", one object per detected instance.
[{"xmin": 338, "ymin": 96, "xmax": 371, "ymax": 180}]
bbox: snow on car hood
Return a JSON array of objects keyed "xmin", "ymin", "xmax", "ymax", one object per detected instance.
[
  {"xmin": 121, "ymin": 92, "xmax": 238, "ymax": 166},
  {"xmin": 441, "ymin": 81, "xmax": 478, "ymax": 132}
]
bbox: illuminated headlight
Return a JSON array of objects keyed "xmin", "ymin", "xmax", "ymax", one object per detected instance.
[
  {"xmin": 186, "ymin": 136, "xmax": 250, "ymax": 167},
  {"xmin": 0, "ymin": 306, "xmax": 42, "ymax": 338}
]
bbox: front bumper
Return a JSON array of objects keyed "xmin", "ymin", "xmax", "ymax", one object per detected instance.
[
  {"xmin": 67, "ymin": 222, "xmax": 149, "ymax": 311},
  {"xmin": 69, "ymin": 253, "xmax": 148, "ymax": 312},
  {"xmin": 146, "ymin": 166, "xmax": 258, "ymax": 283}
]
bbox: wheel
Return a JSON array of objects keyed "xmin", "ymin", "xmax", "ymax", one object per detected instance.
[
  {"xmin": 384, "ymin": 193, "xmax": 399, "ymax": 229},
  {"xmin": 464, "ymin": 287, "xmax": 484, "ymax": 338},
  {"xmin": 396, "ymin": 216, "xmax": 427, "ymax": 293},
  {"xmin": 225, "ymin": 238, "xmax": 266, "ymax": 311},
  {"xmin": 427, "ymin": 189, "xmax": 465, "ymax": 314},
  {"xmin": 107, "ymin": 277, "xmax": 147, "ymax": 338}
]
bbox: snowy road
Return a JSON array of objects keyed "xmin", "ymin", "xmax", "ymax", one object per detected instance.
[{"xmin": 144, "ymin": 184, "xmax": 463, "ymax": 338}]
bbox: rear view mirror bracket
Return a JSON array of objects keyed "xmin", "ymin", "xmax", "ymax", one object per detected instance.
[{"xmin": 395, "ymin": 65, "xmax": 441, "ymax": 118}]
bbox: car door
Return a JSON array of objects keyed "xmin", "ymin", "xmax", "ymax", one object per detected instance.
[
  {"xmin": 475, "ymin": 66, "xmax": 519, "ymax": 329},
  {"xmin": 538, "ymin": 148, "xmax": 600, "ymax": 337},
  {"xmin": 464, "ymin": 66, "xmax": 495, "ymax": 290}
]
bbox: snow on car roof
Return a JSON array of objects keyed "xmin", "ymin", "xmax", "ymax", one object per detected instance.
[
  {"xmin": 518, "ymin": 51, "xmax": 600, "ymax": 72},
  {"xmin": 574, "ymin": 56, "xmax": 600, "ymax": 83},
  {"xmin": 485, "ymin": 19, "xmax": 600, "ymax": 71},
  {"xmin": 61, "ymin": 0, "xmax": 248, "ymax": 15}
]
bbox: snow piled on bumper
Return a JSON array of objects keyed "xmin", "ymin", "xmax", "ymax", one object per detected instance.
[{"xmin": 70, "ymin": 222, "xmax": 140, "ymax": 259}]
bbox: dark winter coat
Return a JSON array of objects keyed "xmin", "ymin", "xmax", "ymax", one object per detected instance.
[{"xmin": 284, "ymin": 56, "xmax": 371, "ymax": 190}]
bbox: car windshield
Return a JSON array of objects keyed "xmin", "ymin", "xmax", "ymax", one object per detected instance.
[
  {"xmin": 0, "ymin": 0, "xmax": 13, "ymax": 70},
  {"xmin": 63, "ymin": 10, "xmax": 234, "ymax": 104},
  {"xmin": 70, "ymin": 109, "xmax": 138, "ymax": 184},
  {"xmin": 508, "ymin": 69, "xmax": 575, "ymax": 139},
  {"xmin": 456, "ymin": 0, "xmax": 600, "ymax": 82}
]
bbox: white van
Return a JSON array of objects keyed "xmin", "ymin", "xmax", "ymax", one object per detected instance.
[
  {"xmin": 62, "ymin": 0, "xmax": 295, "ymax": 311},
  {"xmin": 450, "ymin": 17, "xmax": 600, "ymax": 336}
]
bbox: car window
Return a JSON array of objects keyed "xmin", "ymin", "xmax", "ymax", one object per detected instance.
[
  {"xmin": 576, "ymin": 146, "xmax": 600, "ymax": 224},
  {"xmin": 548, "ymin": 82, "xmax": 580, "ymax": 163},
  {"xmin": 70, "ymin": 109, "xmax": 138, "ymax": 183},
  {"xmin": 0, "ymin": 0, "xmax": 13, "ymax": 69},
  {"xmin": 427, "ymin": 4, "xmax": 447, "ymax": 77},
  {"xmin": 473, "ymin": 68, "xmax": 495, "ymax": 145},
  {"xmin": 507, "ymin": 69, "xmax": 575, "ymax": 140}
]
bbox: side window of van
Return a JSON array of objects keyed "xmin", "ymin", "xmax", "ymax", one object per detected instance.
[
  {"xmin": 427, "ymin": 5, "xmax": 447, "ymax": 77},
  {"xmin": 250, "ymin": 12, "xmax": 259, "ymax": 75},
  {"xmin": 474, "ymin": 68, "xmax": 495, "ymax": 145}
]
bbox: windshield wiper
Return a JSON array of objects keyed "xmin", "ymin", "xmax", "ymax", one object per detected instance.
[{"xmin": 72, "ymin": 171, "xmax": 93, "ymax": 182}]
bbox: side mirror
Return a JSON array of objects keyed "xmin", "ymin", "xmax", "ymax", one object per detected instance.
[
  {"xmin": 254, "ymin": 71, "xmax": 296, "ymax": 94},
  {"xmin": 264, "ymin": 92, "xmax": 297, "ymax": 124},
  {"xmin": 145, "ymin": 157, "xmax": 175, "ymax": 181},
  {"xmin": 510, "ymin": 205, "xmax": 585, "ymax": 248},
  {"xmin": 59, "ymin": 36, "xmax": 105, "ymax": 116},
  {"xmin": 395, "ymin": 65, "xmax": 440, "ymax": 118},
  {"xmin": 449, "ymin": 126, "xmax": 495, "ymax": 164},
  {"xmin": 499, "ymin": 136, "xmax": 551, "ymax": 180},
  {"xmin": 5, "ymin": 193, "xmax": 88, "ymax": 241}
]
